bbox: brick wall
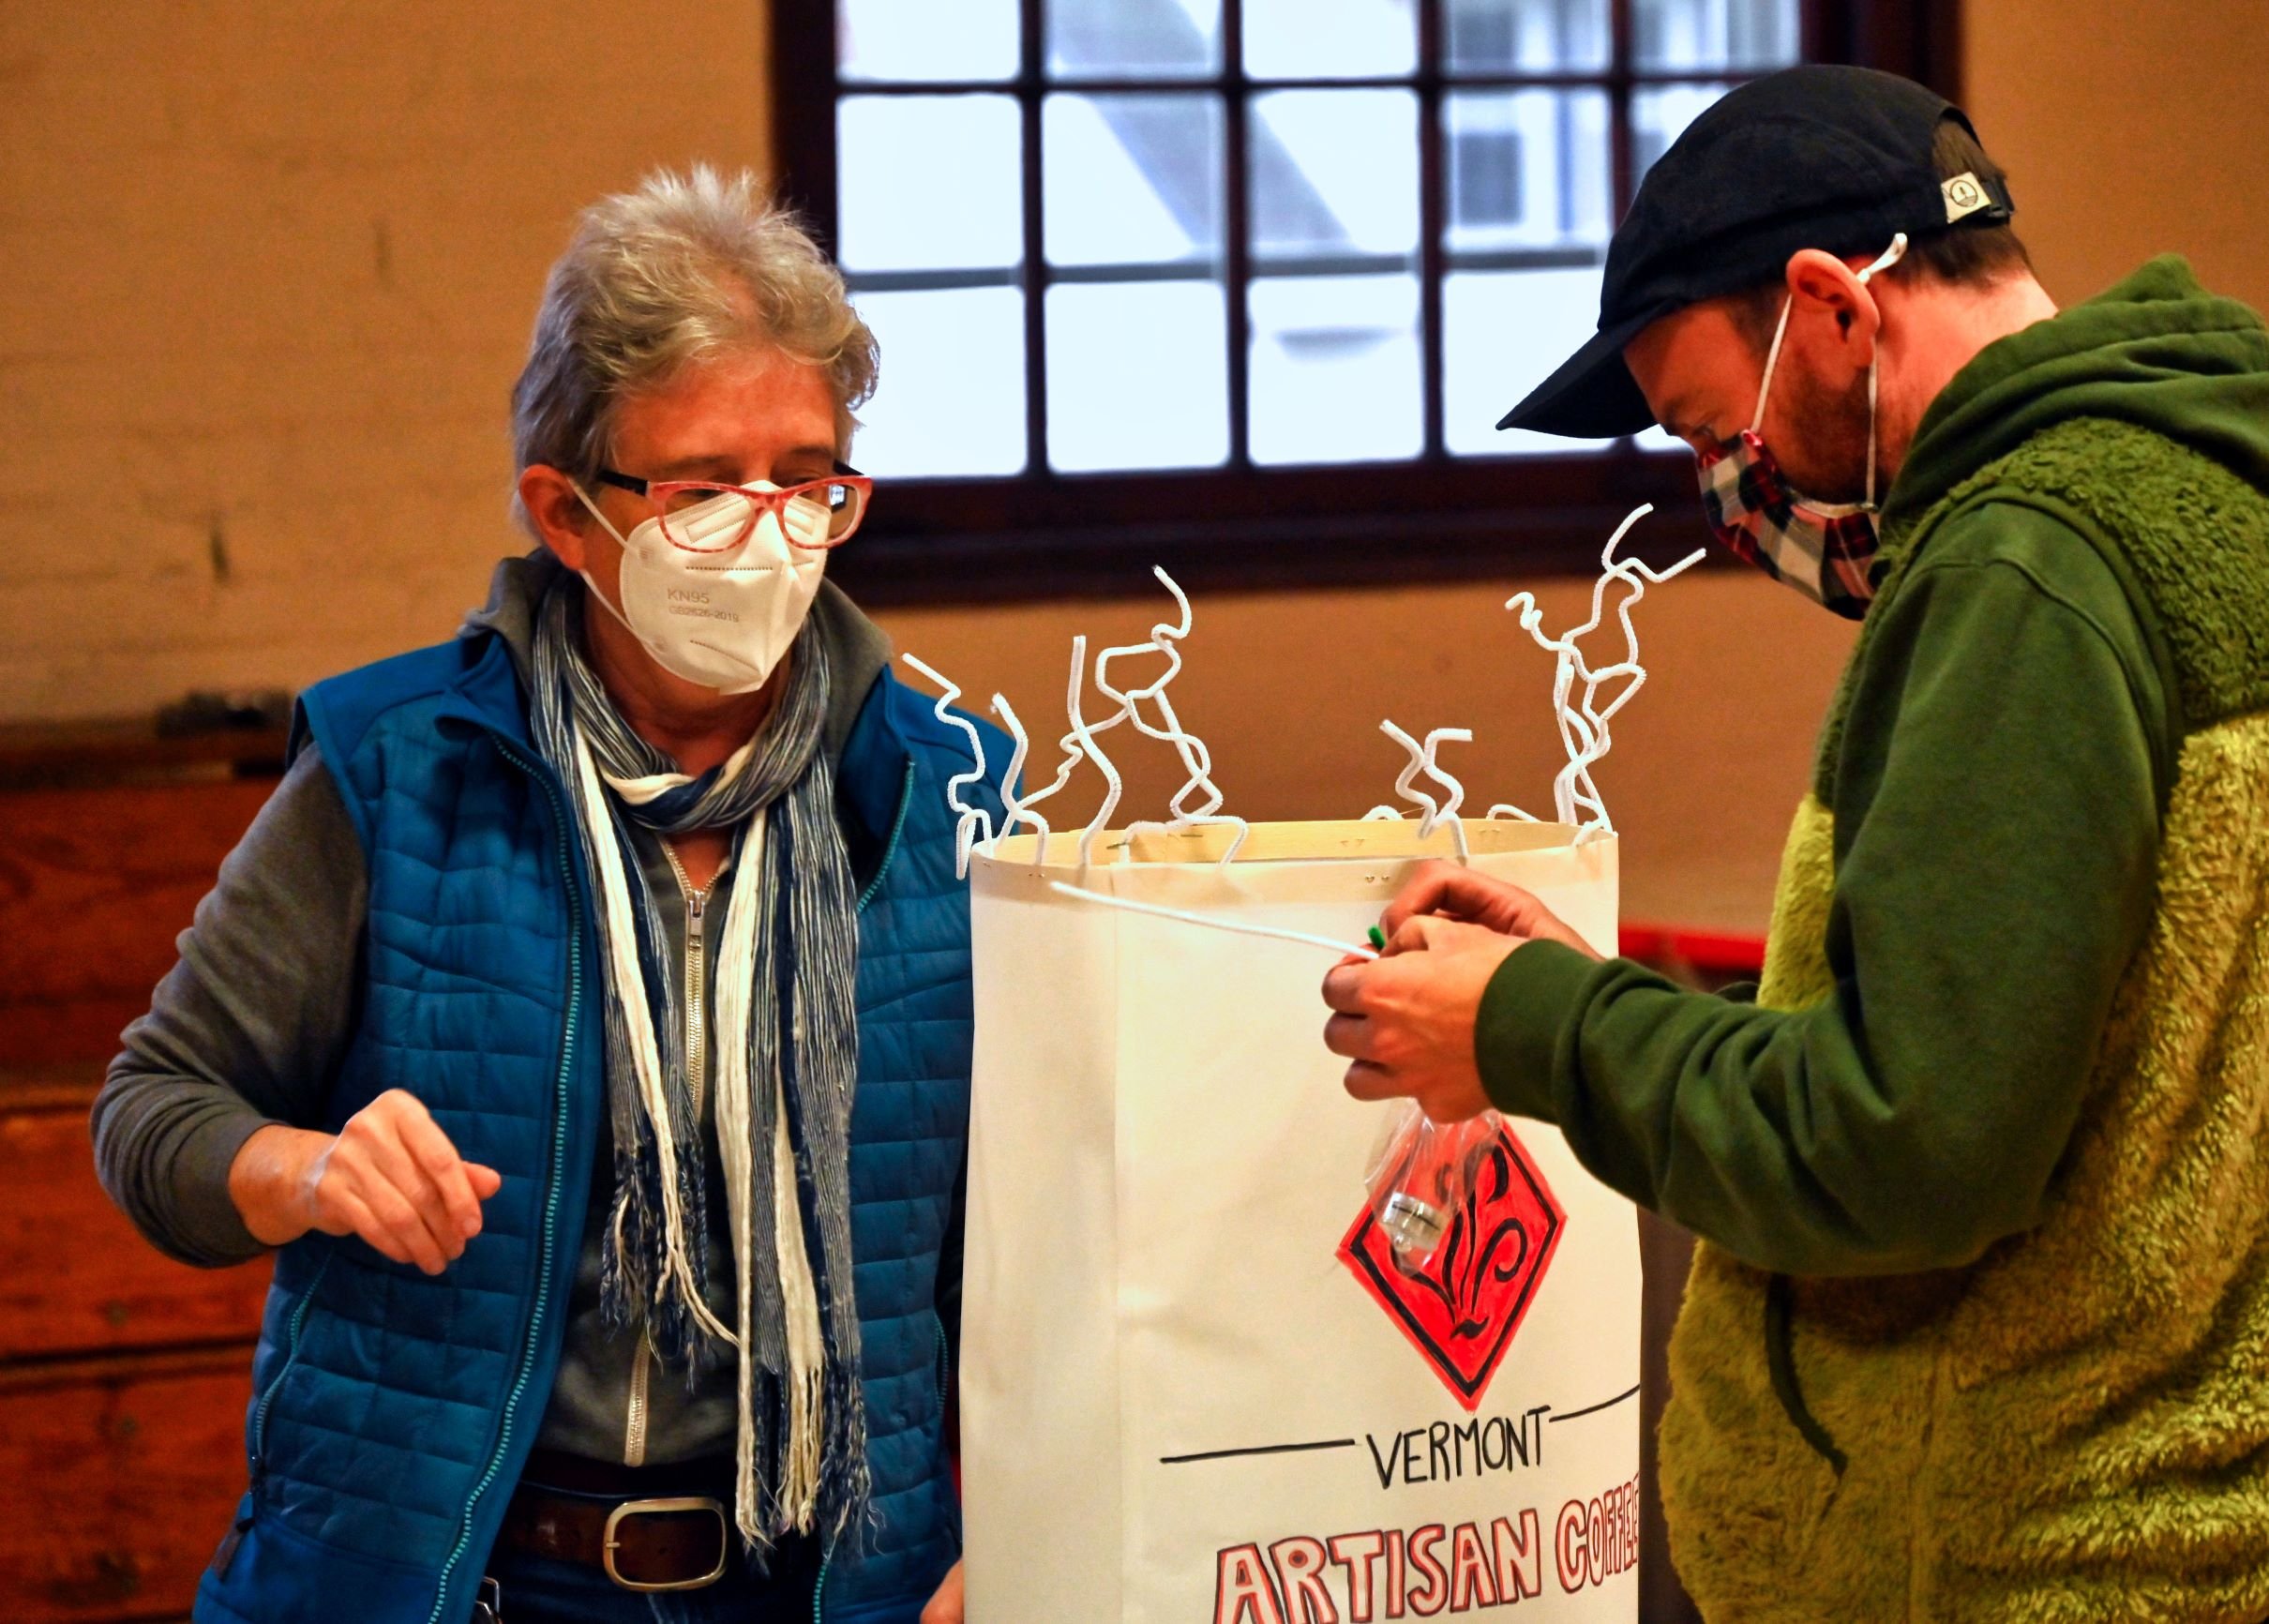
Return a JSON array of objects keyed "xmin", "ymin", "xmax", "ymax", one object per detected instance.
[
  {"xmin": 1967, "ymin": 0, "xmax": 2269, "ymax": 317},
  {"xmin": 0, "ymin": 0, "xmax": 773, "ymax": 720}
]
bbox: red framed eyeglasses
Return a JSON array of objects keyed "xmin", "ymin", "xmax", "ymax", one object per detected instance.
[{"xmin": 592, "ymin": 464, "xmax": 874, "ymax": 552}]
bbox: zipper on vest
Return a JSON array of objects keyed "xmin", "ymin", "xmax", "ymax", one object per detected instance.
[
  {"xmin": 426, "ymin": 738, "xmax": 583, "ymax": 1624},
  {"xmin": 218, "ymin": 1251, "xmax": 338, "ymax": 1573},
  {"xmin": 627, "ymin": 840, "xmax": 717, "ymax": 1468},
  {"xmin": 248, "ymin": 1253, "xmax": 335, "ymax": 1479},
  {"xmin": 624, "ymin": 1331, "xmax": 656, "ymax": 1469},
  {"xmin": 658, "ymin": 839, "xmax": 714, "ymax": 1121},
  {"xmin": 809, "ymin": 754, "xmax": 912, "ymax": 1624},
  {"xmin": 855, "ymin": 759, "xmax": 917, "ymax": 917}
]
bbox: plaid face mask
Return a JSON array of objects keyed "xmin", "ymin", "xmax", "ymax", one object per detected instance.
[
  {"xmin": 1697, "ymin": 427, "xmax": 1881, "ymax": 621},
  {"xmin": 1694, "ymin": 233, "xmax": 1908, "ymax": 623}
]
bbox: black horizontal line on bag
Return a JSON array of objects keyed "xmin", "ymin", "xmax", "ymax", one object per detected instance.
[
  {"xmin": 1159, "ymin": 1438, "xmax": 1359, "ymax": 1466},
  {"xmin": 1159, "ymin": 1386, "xmax": 1639, "ymax": 1466},
  {"xmin": 1547, "ymin": 1384, "xmax": 1643, "ymax": 1423}
]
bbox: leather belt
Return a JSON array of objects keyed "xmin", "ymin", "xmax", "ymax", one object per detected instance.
[{"xmin": 497, "ymin": 1451, "xmax": 733, "ymax": 1593}]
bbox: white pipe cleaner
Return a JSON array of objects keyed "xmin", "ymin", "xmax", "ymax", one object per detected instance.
[
  {"xmin": 901, "ymin": 569, "xmax": 1265, "ymax": 874},
  {"xmin": 899, "ymin": 654, "xmax": 995, "ymax": 878},
  {"xmin": 1062, "ymin": 635, "xmax": 1126, "ymax": 868},
  {"xmin": 1010, "ymin": 638, "xmax": 1119, "ymax": 827},
  {"xmin": 1092, "ymin": 567, "xmax": 1249, "ymax": 865},
  {"xmin": 1378, "ymin": 721, "xmax": 1474, "ymax": 861},
  {"xmin": 989, "ymin": 693, "xmax": 1053, "ymax": 863},
  {"xmin": 1500, "ymin": 504, "xmax": 1705, "ymax": 841}
]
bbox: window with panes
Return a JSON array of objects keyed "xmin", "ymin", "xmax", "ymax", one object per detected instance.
[{"xmin": 771, "ymin": 0, "xmax": 1959, "ymax": 602}]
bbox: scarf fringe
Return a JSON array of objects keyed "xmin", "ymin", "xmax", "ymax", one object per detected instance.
[{"xmin": 568, "ymin": 725, "xmax": 738, "ymax": 1351}]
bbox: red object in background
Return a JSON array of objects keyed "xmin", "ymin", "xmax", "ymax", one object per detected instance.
[
  {"xmin": 1618, "ymin": 923, "xmax": 1766, "ymax": 980},
  {"xmin": 1340, "ymin": 1119, "xmax": 1566, "ymax": 1412}
]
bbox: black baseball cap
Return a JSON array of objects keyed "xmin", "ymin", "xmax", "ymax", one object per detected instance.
[{"xmin": 1497, "ymin": 66, "xmax": 2013, "ymax": 438}]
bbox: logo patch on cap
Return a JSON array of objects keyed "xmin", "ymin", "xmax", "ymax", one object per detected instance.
[{"xmin": 1942, "ymin": 172, "xmax": 1992, "ymax": 224}]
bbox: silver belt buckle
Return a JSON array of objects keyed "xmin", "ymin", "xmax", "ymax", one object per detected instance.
[
  {"xmin": 602, "ymin": 1496, "xmax": 731, "ymax": 1592},
  {"xmin": 472, "ymin": 1575, "xmax": 503, "ymax": 1622}
]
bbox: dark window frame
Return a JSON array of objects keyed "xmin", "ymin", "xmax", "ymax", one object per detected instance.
[{"xmin": 774, "ymin": 0, "xmax": 1961, "ymax": 606}]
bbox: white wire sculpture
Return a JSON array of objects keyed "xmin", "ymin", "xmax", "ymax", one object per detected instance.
[
  {"xmin": 1496, "ymin": 503, "xmax": 1706, "ymax": 843},
  {"xmin": 1090, "ymin": 568, "xmax": 1250, "ymax": 865},
  {"xmin": 903, "ymin": 567, "xmax": 1242, "ymax": 872},
  {"xmin": 1001, "ymin": 635, "xmax": 1114, "ymax": 867},
  {"xmin": 1061, "ymin": 633, "xmax": 1128, "ymax": 867},
  {"xmin": 904, "ymin": 505, "xmax": 1697, "ymax": 873},
  {"xmin": 988, "ymin": 692, "xmax": 1051, "ymax": 862},
  {"xmin": 1376, "ymin": 721, "xmax": 1474, "ymax": 862},
  {"xmin": 899, "ymin": 653, "xmax": 995, "ymax": 879}
]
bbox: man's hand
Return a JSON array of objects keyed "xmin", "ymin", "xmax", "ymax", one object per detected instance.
[
  {"xmin": 1322, "ymin": 917, "xmax": 1521, "ymax": 1121},
  {"xmin": 1321, "ymin": 866, "xmax": 1599, "ymax": 1121},
  {"xmin": 1380, "ymin": 861, "xmax": 1598, "ymax": 954},
  {"xmin": 921, "ymin": 1559, "xmax": 964, "ymax": 1624},
  {"xmin": 228, "ymin": 1090, "xmax": 503, "ymax": 1273}
]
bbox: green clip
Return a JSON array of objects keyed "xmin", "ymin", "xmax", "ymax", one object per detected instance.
[{"xmin": 1367, "ymin": 925, "xmax": 1388, "ymax": 952}]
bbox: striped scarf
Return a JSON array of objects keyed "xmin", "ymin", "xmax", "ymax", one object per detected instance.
[{"xmin": 529, "ymin": 582, "xmax": 869, "ymax": 1548}]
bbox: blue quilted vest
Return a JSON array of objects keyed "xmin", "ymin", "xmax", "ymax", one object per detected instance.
[{"xmin": 195, "ymin": 627, "xmax": 1004, "ymax": 1624}]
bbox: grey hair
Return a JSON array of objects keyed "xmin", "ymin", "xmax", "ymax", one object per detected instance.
[{"xmin": 510, "ymin": 165, "xmax": 879, "ymax": 527}]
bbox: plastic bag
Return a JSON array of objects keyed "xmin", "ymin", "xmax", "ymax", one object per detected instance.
[{"xmin": 1361, "ymin": 1101, "xmax": 1510, "ymax": 1269}]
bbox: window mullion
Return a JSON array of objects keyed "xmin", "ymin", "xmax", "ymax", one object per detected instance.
[
  {"xmin": 1020, "ymin": 0, "xmax": 1049, "ymax": 477},
  {"xmin": 1798, "ymin": 0, "xmax": 1835, "ymax": 76},
  {"xmin": 1418, "ymin": 0, "xmax": 1446, "ymax": 461},
  {"xmin": 1223, "ymin": 0, "xmax": 1251, "ymax": 470},
  {"xmin": 1610, "ymin": 0, "xmax": 1637, "ymax": 221}
]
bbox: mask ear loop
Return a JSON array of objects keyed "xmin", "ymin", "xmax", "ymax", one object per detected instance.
[
  {"xmin": 1751, "ymin": 299, "xmax": 1795, "ymax": 436},
  {"xmin": 1853, "ymin": 232, "xmax": 1909, "ymax": 512},
  {"xmin": 1751, "ymin": 230, "xmax": 1909, "ymax": 457},
  {"xmin": 564, "ymin": 482, "xmax": 646, "ymax": 638}
]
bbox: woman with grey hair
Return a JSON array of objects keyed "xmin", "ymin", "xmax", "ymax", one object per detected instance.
[{"xmin": 95, "ymin": 167, "xmax": 996, "ymax": 1624}]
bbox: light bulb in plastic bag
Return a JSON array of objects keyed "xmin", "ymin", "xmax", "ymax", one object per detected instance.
[{"xmin": 1361, "ymin": 1101, "xmax": 1506, "ymax": 1270}]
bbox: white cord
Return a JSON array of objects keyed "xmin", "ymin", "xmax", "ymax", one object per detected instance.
[{"xmin": 1047, "ymin": 881, "xmax": 1378, "ymax": 959}]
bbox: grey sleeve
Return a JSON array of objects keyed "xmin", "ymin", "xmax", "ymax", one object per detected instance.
[{"xmin": 90, "ymin": 744, "xmax": 368, "ymax": 1268}]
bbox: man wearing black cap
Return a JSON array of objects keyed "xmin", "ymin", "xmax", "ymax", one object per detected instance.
[{"xmin": 1324, "ymin": 65, "xmax": 2269, "ymax": 1621}]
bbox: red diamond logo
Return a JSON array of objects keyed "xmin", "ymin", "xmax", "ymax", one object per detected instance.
[{"xmin": 1338, "ymin": 1119, "xmax": 1566, "ymax": 1411}]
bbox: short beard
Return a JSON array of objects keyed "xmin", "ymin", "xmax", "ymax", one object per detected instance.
[{"xmin": 1777, "ymin": 356, "xmax": 1874, "ymax": 507}]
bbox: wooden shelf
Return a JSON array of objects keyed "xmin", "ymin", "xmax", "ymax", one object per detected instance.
[{"xmin": 0, "ymin": 719, "xmax": 288, "ymax": 791}]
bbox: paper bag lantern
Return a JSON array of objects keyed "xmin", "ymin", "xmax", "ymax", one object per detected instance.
[
  {"xmin": 913, "ymin": 508, "xmax": 1698, "ymax": 1623},
  {"xmin": 962, "ymin": 820, "xmax": 1643, "ymax": 1622}
]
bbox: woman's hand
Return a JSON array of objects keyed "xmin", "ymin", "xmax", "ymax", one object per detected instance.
[
  {"xmin": 921, "ymin": 1559, "xmax": 965, "ymax": 1624},
  {"xmin": 229, "ymin": 1090, "xmax": 502, "ymax": 1273}
]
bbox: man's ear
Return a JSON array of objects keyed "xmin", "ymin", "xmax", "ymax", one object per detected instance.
[
  {"xmin": 518, "ymin": 464, "xmax": 593, "ymax": 571},
  {"xmin": 1781, "ymin": 248, "xmax": 1882, "ymax": 355}
]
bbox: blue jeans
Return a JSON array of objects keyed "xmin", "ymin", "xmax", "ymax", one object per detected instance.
[{"xmin": 479, "ymin": 1537, "xmax": 819, "ymax": 1623}]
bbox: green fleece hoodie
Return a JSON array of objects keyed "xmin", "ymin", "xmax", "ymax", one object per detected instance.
[{"xmin": 1478, "ymin": 259, "xmax": 2269, "ymax": 1620}]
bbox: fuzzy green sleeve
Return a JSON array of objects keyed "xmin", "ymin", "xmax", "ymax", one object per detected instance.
[{"xmin": 1473, "ymin": 504, "xmax": 2167, "ymax": 1276}]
